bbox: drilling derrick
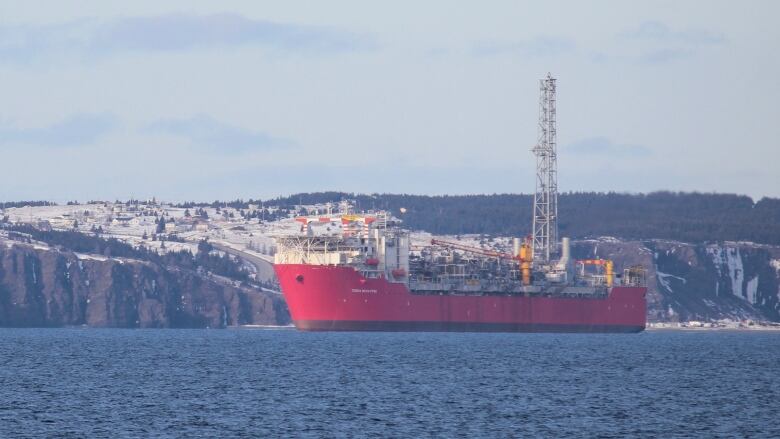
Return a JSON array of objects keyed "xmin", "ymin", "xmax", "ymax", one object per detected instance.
[{"xmin": 531, "ymin": 73, "xmax": 558, "ymax": 264}]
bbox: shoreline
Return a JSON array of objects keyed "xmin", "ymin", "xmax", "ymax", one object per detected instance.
[{"xmin": 647, "ymin": 324, "xmax": 780, "ymax": 332}]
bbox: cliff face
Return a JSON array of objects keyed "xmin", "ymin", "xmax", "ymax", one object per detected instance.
[
  {"xmin": 0, "ymin": 241, "xmax": 290, "ymax": 328},
  {"xmin": 573, "ymin": 239, "xmax": 780, "ymax": 323},
  {"xmin": 4, "ymin": 233, "xmax": 779, "ymax": 327}
]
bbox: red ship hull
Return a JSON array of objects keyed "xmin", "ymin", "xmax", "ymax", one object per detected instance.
[{"xmin": 275, "ymin": 264, "xmax": 647, "ymax": 333}]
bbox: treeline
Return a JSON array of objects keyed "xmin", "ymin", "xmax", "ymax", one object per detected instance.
[
  {"xmin": 0, "ymin": 201, "xmax": 56, "ymax": 209},
  {"xmin": 174, "ymin": 199, "xmax": 263, "ymax": 209},
  {"xmin": 174, "ymin": 200, "xmax": 291, "ymax": 222},
  {"xmin": 265, "ymin": 191, "xmax": 780, "ymax": 245}
]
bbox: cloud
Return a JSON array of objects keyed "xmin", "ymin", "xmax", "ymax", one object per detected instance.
[
  {"xmin": 0, "ymin": 113, "xmax": 116, "ymax": 147},
  {"xmin": 563, "ymin": 137, "xmax": 651, "ymax": 157},
  {"xmin": 146, "ymin": 115, "xmax": 294, "ymax": 154},
  {"xmin": 89, "ymin": 13, "xmax": 375, "ymax": 54},
  {"xmin": 640, "ymin": 48, "xmax": 696, "ymax": 63},
  {"xmin": 623, "ymin": 21, "xmax": 726, "ymax": 46},
  {"xmin": 0, "ymin": 13, "xmax": 375, "ymax": 63},
  {"xmin": 618, "ymin": 21, "xmax": 726, "ymax": 63},
  {"xmin": 472, "ymin": 36, "xmax": 575, "ymax": 57}
]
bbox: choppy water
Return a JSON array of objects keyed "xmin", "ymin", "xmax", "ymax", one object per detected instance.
[{"xmin": 0, "ymin": 329, "xmax": 778, "ymax": 438}]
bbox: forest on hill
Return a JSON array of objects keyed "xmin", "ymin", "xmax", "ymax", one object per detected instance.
[{"xmin": 267, "ymin": 191, "xmax": 780, "ymax": 245}]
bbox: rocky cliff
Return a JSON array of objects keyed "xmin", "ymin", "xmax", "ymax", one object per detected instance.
[
  {"xmin": 4, "ymin": 231, "xmax": 779, "ymax": 327},
  {"xmin": 573, "ymin": 239, "xmax": 780, "ymax": 323},
  {"xmin": 0, "ymin": 239, "xmax": 290, "ymax": 328}
]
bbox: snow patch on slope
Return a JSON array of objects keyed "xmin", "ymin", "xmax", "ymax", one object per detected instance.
[
  {"xmin": 746, "ymin": 276, "xmax": 759, "ymax": 304},
  {"xmin": 656, "ymin": 271, "xmax": 686, "ymax": 292},
  {"xmin": 772, "ymin": 260, "xmax": 780, "ymax": 301},
  {"xmin": 726, "ymin": 248, "xmax": 745, "ymax": 300},
  {"xmin": 707, "ymin": 246, "xmax": 745, "ymax": 300},
  {"xmin": 75, "ymin": 253, "xmax": 109, "ymax": 262},
  {"xmin": 706, "ymin": 247, "xmax": 723, "ymax": 277}
]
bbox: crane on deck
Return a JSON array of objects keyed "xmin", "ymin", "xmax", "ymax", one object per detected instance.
[{"xmin": 430, "ymin": 239, "xmax": 516, "ymax": 260}]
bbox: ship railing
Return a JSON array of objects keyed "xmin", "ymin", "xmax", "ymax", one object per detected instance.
[
  {"xmin": 409, "ymin": 277, "xmax": 523, "ymax": 292},
  {"xmin": 574, "ymin": 274, "xmax": 609, "ymax": 287},
  {"xmin": 623, "ymin": 265, "xmax": 648, "ymax": 287}
]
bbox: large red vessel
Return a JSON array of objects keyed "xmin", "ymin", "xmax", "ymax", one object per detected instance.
[
  {"xmin": 273, "ymin": 215, "xmax": 648, "ymax": 333},
  {"xmin": 273, "ymin": 74, "xmax": 647, "ymax": 332},
  {"xmin": 275, "ymin": 264, "xmax": 646, "ymax": 332}
]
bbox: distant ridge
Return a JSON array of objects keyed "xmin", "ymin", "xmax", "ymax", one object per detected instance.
[
  {"xmin": 262, "ymin": 191, "xmax": 780, "ymax": 245},
  {"xmin": 4, "ymin": 192, "xmax": 779, "ymax": 245}
]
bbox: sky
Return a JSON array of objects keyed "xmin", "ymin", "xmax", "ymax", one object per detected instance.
[{"xmin": 0, "ymin": 1, "xmax": 778, "ymax": 202}]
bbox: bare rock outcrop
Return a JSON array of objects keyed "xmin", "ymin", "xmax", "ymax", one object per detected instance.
[
  {"xmin": 573, "ymin": 238, "xmax": 780, "ymax": 323},
  {"xmin": 0, "ymin": 241, "xmax": 289, "ymax": 328}
]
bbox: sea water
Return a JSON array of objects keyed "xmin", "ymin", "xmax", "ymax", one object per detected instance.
[{"xmin": 0, "ymin": 328, "xmax": 777, "ymax": 438}]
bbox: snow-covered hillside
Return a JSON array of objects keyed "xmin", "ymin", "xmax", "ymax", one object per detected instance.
[{"xmin": 0, "ymin": 201, "xmax": 300, "ymax": 260}]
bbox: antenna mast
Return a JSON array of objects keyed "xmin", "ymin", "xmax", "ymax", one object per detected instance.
[{"xmin": 531, "ymin": 73, "xmax": 558, "ymax": 264}]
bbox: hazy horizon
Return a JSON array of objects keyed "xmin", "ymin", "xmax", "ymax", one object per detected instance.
[{"xmin": 4, "ymin": 189, "xmax": 777, "ymax": 206}]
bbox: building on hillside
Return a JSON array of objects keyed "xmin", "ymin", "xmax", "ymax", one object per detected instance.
[
  {"xmin": 49, "ymin": 216, "xmax": 74, "ymax": 229},
  {"xmin": 175, "ymin": 223, "xmax": 194, "ymax": 233},
  {"xmin": 113, "ymin": 216, "xmax": 133, "ymax": 226}
]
